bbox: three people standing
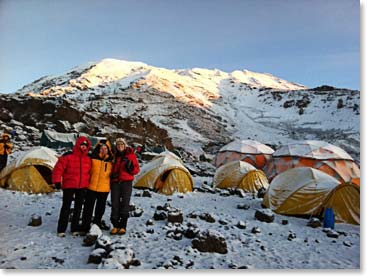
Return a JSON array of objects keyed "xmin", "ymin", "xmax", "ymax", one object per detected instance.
[{"xmin": 52, "ymin": 136, "xmax": 140, "ymax": 237}]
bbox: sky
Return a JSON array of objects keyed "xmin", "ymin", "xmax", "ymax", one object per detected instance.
[{"xmin": 0, "ymin": 0, "xmax": 361, "ymax": 93}]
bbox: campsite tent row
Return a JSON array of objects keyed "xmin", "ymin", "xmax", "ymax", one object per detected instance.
[
  {"xmin": 216, "ymin": 139, "xmax": 360, "ymax": 186},
  {"xmin": 0, "ymin": 140, "xmax": 360, "ymax": 225}
]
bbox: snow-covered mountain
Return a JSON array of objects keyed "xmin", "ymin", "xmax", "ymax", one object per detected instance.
[
  {"xmin": 0, "ymin": 58, "xmax": 360, "ymax": 161},
  {"xmin": 0, "ymin": 59, "xmax": 360, "ymax": 269}
]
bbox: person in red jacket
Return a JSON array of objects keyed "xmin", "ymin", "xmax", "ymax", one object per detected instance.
[
  {"xmin": 110, "ymin": 137, "xmax": 140, "ymax": 235},
  {"xmin": 52, "ymin": 136, "xmax": 92, "ymax": 237}
]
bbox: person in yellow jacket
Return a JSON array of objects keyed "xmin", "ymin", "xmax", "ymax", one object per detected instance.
[
  {"xmin": 81, "ymin": 139, "xmax": 113, "ymax": 232},
  {"xmin": 0, "ymin": 133, "xmax": 13, "ymax": 172}
]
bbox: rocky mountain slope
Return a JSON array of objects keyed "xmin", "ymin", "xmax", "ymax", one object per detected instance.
[{"xmin": 0, "ymin": 59, "xmax": 360, "ymax": 162}]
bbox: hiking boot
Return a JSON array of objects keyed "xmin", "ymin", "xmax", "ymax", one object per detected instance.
[
  {"xmin": 72, "ymin": 231, "xmax": 86, "ymax": 237},
  {"xmin": 110, "ymin": 227, "xmax": 119, "ymax": 235},
  {"xmin": 99, "ymin": 220, "xmax": 111, "ymax": 231},
  {"xmin": 118, "ymin": 228, "xmax": 126, "ymax": 235},
  {"xmin": 57, "ymin": 232, "xmax": 66, "ymax": 238}
]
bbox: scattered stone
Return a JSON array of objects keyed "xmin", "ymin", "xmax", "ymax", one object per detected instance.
[
  {"xmin": 192, "ymin": 230, "xmax": 228, "ymax": 254},
  {"xmin": 183, "ymin": 223, "xmax": 200, "ymax": 239},
  {"xmin": 343, "ymin": 241, "xmax": 352, "ymax": 247},
  {"xmin": 219, "ymin": 190, "xmax": 231, "ymax": 197},
  {"xmin": 187, "ymin": 212, "xmax": 199, "ymax": 219},
  {"xmin": 130, "ymin": 207, "xmax": 144, "ymax": 217},
  {"xmin": 288, "ymin": 233, "xmax": 296, "ymax": 241},
  {"xmin": 218, "ymin": 219, "xmax": 229, "ymax": 225},
  {"xmin": 251, "ymin": 227, "xmax": 261, "ymax": 234},
  {"xmin": 146, "ymin": 219, "xmax": 154, "ymax": 226},
  {"xmin": 88, "ymin": 248, "xmax": 106, "ymax": 264},
  {"xmin": 20, "ymin": 257, "xmax": 27, "ymax": 261},
  {"xmin": 28, "ymin": 214, "xmax": 42, "ymax": 227},
  {"xmin": 236, "ymin": 221, "xmax": 247, "ymax": 229},
  {"xmin": 185, "ymin": 260, "xmax": 195, "ymax": 269},
  {"xmin": 153, "ymin": 210, "xmax": 167, "ymax": 221},
  {"xmin": 234, "ymin": 189, "xmax": 247, "ymax": 198},
  {"xmin": 260, "ymin": 245, "xmax": 266, "ymax": 251},
  {"xmin": 257, "ymin": 187, "xmax": 267, "ymax": 198},
  {"xmin": 107, "ymin": 248, "xmax": 136, "ymax": 269},
  {"xmin": 281, "ymin": 219, "xmax": 288, "ymax": 225},
  {"xmin": 51, "ymin": 256, "xmax": 64, "ymax": 264},
  {"xmin": 168, "ymin": 210, "xmax": 184, "ymax": 224},
  {"xmin": 142, "ymin": 190, "xmax": 152, "ymax": 197},
  {"xmin": 95, "ymin": 235, "xmax": 112, "ymax": 252},
  {"xmin": 146, "ymin": 228, "xmax": 154, "ymax": 234},
  {"xmin": 83, "ymin": 234, "xmax": 98, "ymax": 247},
  {"xmin": 237, "ymin": 204, "xmax": 250, "ymax": 210},
  {"xmin": 307, "ymin": 218, "xmax": 322, "ymax": 228},
  {"xmin": 326, "ymin": 230, "xmax": 339, "ymax": 239},
  {"xmin": 254, "ymin": 209, "xmax": 274, "ymax": 223},
  {"xmin": 199, "ymin": 213, "xmax": 216, "ymax": 223}
]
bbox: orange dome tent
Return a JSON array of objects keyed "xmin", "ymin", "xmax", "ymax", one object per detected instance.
[
  {"xmin": 215, "ymin": 140, "xmax": 274, "ymax": 170},
  {"xmin": 265, "ymin": 140, "xmax": 360, "ymax": 185}
]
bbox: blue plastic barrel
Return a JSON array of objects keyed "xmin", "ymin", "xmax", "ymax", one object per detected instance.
[{"xmin": 323, "ymin": 208, "xmax": 335, "ymax": 229}]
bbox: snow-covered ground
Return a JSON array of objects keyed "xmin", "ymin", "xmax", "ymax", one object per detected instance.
[{"xmin": 0, "ymin": 177, "xmax": 360, "ymax": 269}]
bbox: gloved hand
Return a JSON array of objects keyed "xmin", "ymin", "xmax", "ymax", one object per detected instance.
[
  {"xmin": 125, "ymin": 159, "xmax": 134, "ymax": 173},
  {"xmin": 54, "ymin": 182, "xmax": 62, "ymax": 189}
]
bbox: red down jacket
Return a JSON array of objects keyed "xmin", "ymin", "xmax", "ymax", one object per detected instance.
[
  {"xmin": 52, "ymin": 136, "xmax": 92, "ymax": 189},
  {"xmin": 111, "ymin": 147, "xmax": 140, "ymax": 182}
]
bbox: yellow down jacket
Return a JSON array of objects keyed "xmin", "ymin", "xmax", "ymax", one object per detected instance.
[{"xmin": 89, "ymin": 141, "xmax": 113, "ymax": 193}]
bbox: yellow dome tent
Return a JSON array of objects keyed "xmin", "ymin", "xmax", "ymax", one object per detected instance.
[
  {"xmin": 134, "ymin": 151, "xmax": 194, "ymax": 195},
  {"xmin": 0, "ymin": 147, "xmax": 58, "ymax": 194},
  {"xmin": 263, "ymin": 167, "xmax": 360, "ymax": 225},
  {"xmin": 213, "ymin": 160, "xmax": 269, "ymax": 192}
]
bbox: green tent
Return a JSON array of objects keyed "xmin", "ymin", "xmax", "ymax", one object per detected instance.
[{"xmin": 40, "ymin": 129, "xmax": 104, "ymax": 149}]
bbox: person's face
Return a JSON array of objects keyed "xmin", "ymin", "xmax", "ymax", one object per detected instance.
[
  {"xmin": 116, "ymin": 143, "xmax": 126, "ymax": 152},
  {"xmin": 100, "ymin": 145, "xmax": 108, "ymax": 155},
  {"xmin": 80, "ymin": 144, "xmax": 88, "ymax": 151}
]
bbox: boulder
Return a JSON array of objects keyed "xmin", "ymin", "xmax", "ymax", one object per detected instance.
[
  {"xmin": 153, "ymin": 210, "xmax": 167, "ymax": 221},
  {"xmin": 168, "ymin": 210, "xmax": 184, "ymax": 224},
  {"xmin": 199, "ymin": 213, "xmax": 216, "ymax": 223},
  {"xmin": 88, "ymin": 248, "xmax": 106, "ymax": 264},
  {"xmin": 254, "ymin": 209, "xmax": 274, "ymax": 223},
  {"xmin": 28, "ymin": 215, "xmax": 42, "ymax": 227},
  {"xmin": 257, "ymin": 187, "xmax": 267, "ymax": 198},
  {"xmin": 307, "ymin": 218, "xmax": 322, "ymax": 228},
  {"xmin": 192, "ymin": 230, "xmax": 228, "ymax": 254}
]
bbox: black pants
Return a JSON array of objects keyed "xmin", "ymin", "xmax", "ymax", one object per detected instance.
[
  {"xmin": 57, "ymin": 188, "xmax": 87, "ymax": 233},
  {"xmin": 0, "ymin": 154, "xmax": 7, "ymax": 172},
  {"xmin": 81, "ymin": 189, "xmax": 109, "ymax": 232},
  {"xmin": 110, "ymin": 181, "xmax": 132, "ymax": 229}
]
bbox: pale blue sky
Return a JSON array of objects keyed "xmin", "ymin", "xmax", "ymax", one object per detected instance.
[{"xmin": 0, "ymin": 0, "xmax": 360, "ymax": 93}]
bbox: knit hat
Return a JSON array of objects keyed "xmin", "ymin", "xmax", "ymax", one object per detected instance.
[{"xmin": 115, "ymin": 137, "xmax": 127, "ymax": 146}]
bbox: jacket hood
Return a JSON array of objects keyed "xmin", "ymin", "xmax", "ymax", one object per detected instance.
[{"xmin": 73, "ymin": 136, "xmax": 92, "ymax": 155}]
